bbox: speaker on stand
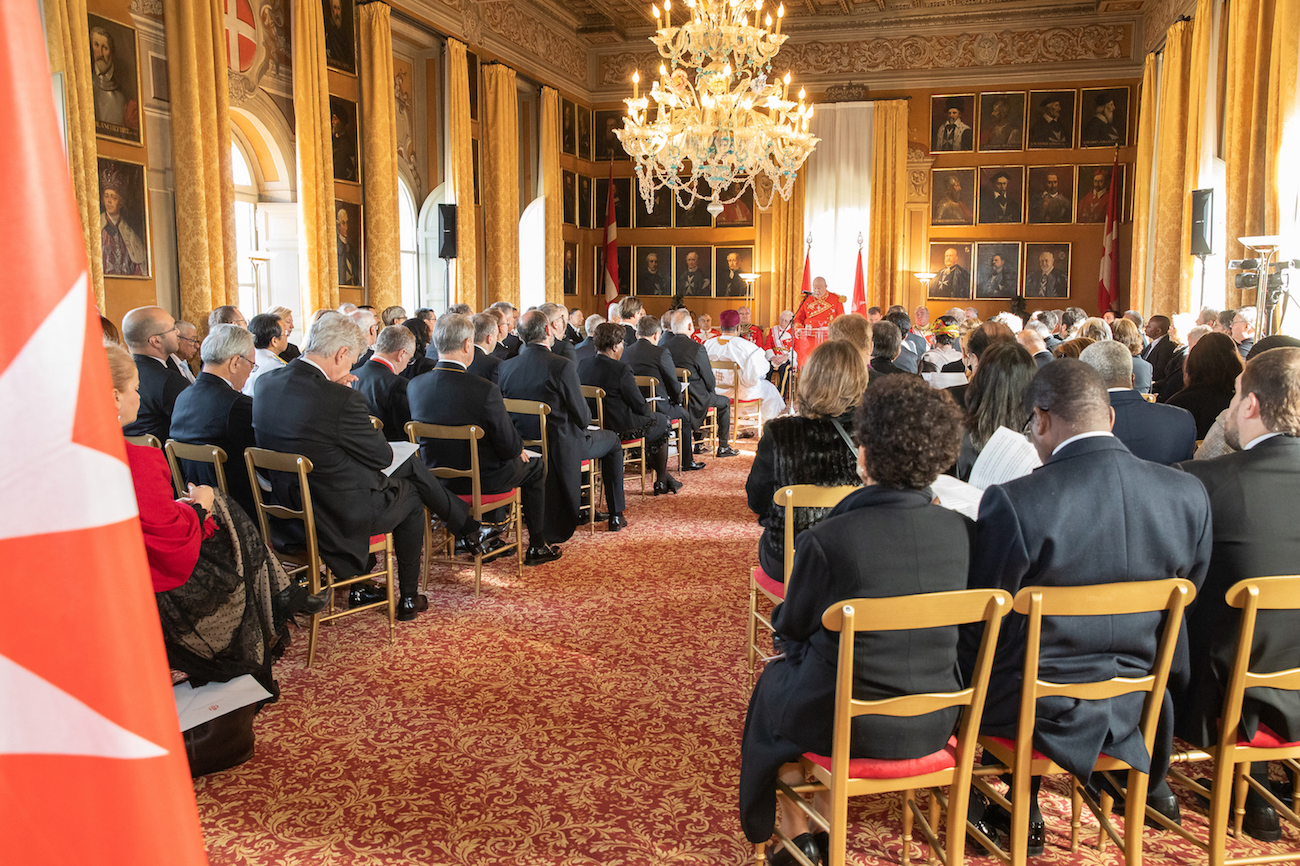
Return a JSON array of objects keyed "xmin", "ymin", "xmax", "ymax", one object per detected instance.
[
  {"xmin": 1191, "ymin": 189, "xmax": 1213, "ymax": 311},
  {"xmin": 438, "ymin": 204, "xmax": 458, "ymax": 307}
]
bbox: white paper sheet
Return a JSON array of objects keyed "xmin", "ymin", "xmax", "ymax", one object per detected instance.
[
  {"xmin": 383, "ymin": 441, "xmax": 420, "ymax": 476},
  {"xmin": 923, "ymin": 372, "xmax": 969, "ymax": 390},
  {"xmin": 968, "ymin": 426, "xmax": 1041, "ymax": 490},
  {"xmin": 173, "ymin": 675, "xmax": 272, "ymax": 732},
  {"xmin": 930, "ymin": 474, "xmax": 985, "ymax": 520},
  {"xmin": 523, "ymin": 449, "xmax": 542, "ymax": 460}
]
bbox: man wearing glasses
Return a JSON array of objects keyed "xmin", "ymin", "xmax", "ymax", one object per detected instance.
[
  {"xmin": 169, "ymin": 320, "xmax": 199, "ymax": 383},
  {"xmin": 242, "ymin": 313, "xmax": 287, "ymax": 397},
  {"xmin": 121, "ymin": 305, "xmax": 191, "ymax": 441}
]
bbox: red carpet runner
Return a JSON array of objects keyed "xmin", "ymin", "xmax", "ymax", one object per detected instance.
[{"xmin": 195, "ymin": 443, "xmax": 1297, "ymax": 864}]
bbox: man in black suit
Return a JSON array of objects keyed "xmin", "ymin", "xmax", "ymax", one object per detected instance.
[
  {"xmin": 565, "ymin": 308, "xmax": 583, "ymax": 345},
  {"xmin": 498, "ymin": 310, "xmax": 628, "ymax": 534},
  {"xmin": 623, "ymin": 316, "xmax": 700, "ymax": 470},
  {"xmin": 618, "ymin": 297, "xmax": 644, "ymax": 346},
  {"xmin": 348, "ymin": 307, "xmax": 379, "ymax": 370},
  {"xmin": 408, "ymin": 314, "xmax": 560, "ymax": 564},
  {"xmin": 489, "ymin": 301, "xmax": 521, "ymax": 359},
  {"xmin": 574, "ymin": 314, "xmax": 604, "ymax": 363},
  {"xmin": 1024, "ymin": 250, "xmax": 1068, "ymax": 298},
  {"xmin": 963, "ymin": 360, "xmax": 1211, "ymax": 844},
  {"xmin": 979, "ymin": 170, "xmax": 1020, "ymax": 223},
  {"xmin": 352, "ymin": 325, "xmax": 415, "ymax": 442},
  {"xmin": 169, "ymin": 324, "xmax": 258, "ymax": 518},
  {"xmin": 121, "ymin": 305, "xmax": 191, "ymax": 441},
  {"xmin": 467, "ymin": 313, "xmax": 502, "ymax": 383},
  {"xmin": 1017, "ymin": 325, "xmax": 1054, "ymax": 369},
  {"xmin": 253, "ymin": 312, "xmax": 501, "ymax": 621},
  {"xmin": 1080, "ymin": 341, "xmax": 1196, "ymax": 465},
  {"xmin": 1176, "ymin": 347, "xmax": 1300, "ymax": 840},
  {"xmin": 540, "ymin": 303, "xmax": 576, "ymax": 362},
  {"xmin": 663, "ymin": 309, "xmax": 738, "ymax": 458},
  {"xmin": 1141, "ymin": 315, "xmax": 1178, "ymax": 384}
]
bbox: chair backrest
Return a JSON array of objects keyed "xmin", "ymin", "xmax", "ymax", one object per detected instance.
[
  {"xmin": 405, "ymin": 421, "xmax": 484, "ymax": 506},
  {"xmin": 821, "ymin": 589, "xmax": 1013, "ymax": 785},
  {"xmin": 711, "ymin": 358, "xmax": 742, "ymax": 400},
  {"xmin": 502, "ymin": 399, "xmax": 551, "ymax": 474},
  {"xmin": 775, "ymin": 484, "xmax": 860, "ymax": 582},
  {"xmin": 125, "ymin": 433, "xmax": 162, "ymax": 450},
  {"xmin": 634, "ymin": 374, "xmax": 659, "ymax": 406},
  {"xmin": 1219, "ymin": 575, "xmax": 1300, "ymax": 748},
  {"xmin": 674, "ymin": 368, "xmax": 691, "ymax": 411},
  {"xmin": 580, "ymin": 385, "xmax": 607, "ymax": 430},
  {"xmin": 243, "ymin": 447, "xmax": 321, "ymax": 580},
  {"xmin": 369, "ymin": 415, "xmax": 384, "ymax": 432},
  {"xmin": 164, "ymin": 439, "xmax": 229, "ymax": 497},
  {"xmin": 1014, "ymin": 578, "xmax": 1197, "ymax": 768}
]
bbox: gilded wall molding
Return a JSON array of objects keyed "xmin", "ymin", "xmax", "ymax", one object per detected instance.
[
  {"xmin": 598, "ymin": 23, "xmax": 1129, "ymax": 86},
  {"xmin": 1141, "ymin": 0, "xmax": 1196, "ymax": 52},
  {"xmin": 479, "ymin": 1, "xmax": 588, "ymax": 81}
]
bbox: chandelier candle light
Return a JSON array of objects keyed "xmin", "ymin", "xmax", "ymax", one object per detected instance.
[{"xmin": 616, "ymin": 0, "xmax": 819, "ymax": 218}]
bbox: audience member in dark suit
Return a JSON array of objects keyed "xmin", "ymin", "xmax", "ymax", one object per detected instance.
[
  {"xmin": 169, "ymin": 325, "xmax": 259, "ymax": 519},
  {"xmin": 1176, "ymin": 347, "xmax": 1300, "ymax": 841},
  {"xmin": 407, "ymin": 314, "xmax": 560, "ymax": 565},
  {"xmin": 578, "ymin": 323, "xmax": 680, "ymax": 496},
  {"xmin": 1167, "ymin": 332, "xmax": 1243, "ymax": 438},
  {"xmin": 740, "ymin": 375, "xmax": 973, "ymax": 859},
  {"xmin": 121, "ymin": 305, "xmax": 191, "ymax": 441},
  {"xmin": 498, "ymin": 310, "xmax": 628, "ymax": 534},
  {"xmin": 623, "ymin": 315, "xmax": 701, "ymax": 470},
  {"xmin": 575, "ymin": 313, "xmax": 605, "ymax": 364},
  {"xmin": 1141, "ymin": 315, "xmax": 1178, "ymax": 385},
  {"xmin": 867, "ymin": 321, "xmax": 909, "ymax": 381},
  {"xmin": 1156, "ymin": 342, "xmax": 1190, "ymax": 403},
  {"xmin": 467, "ymin": 313, "xmax": 502, "ymax": 384},
  {"xmin": 399, "ymin": 317, "xmax": 437, "ymax": 380},
  {"xmin": 252, "ymin": 313, "xmax": 502, "ymax": 621},
  {"xmin": 348, "ymin": 308, "xmax": 379, "ymax": 371},
  {"xmin": 1081, "ymin": 340, "xmax": 1197, "ymax": 465},
  {"xmin": 267, "ymin": 306, "xmax": 301, "ymax": 362},
  {"xmin": 489, "ymin": 301, "xmax": 522, "ymax": 360},
  {"xmin": 352, "ymin": 326, "xmax": 415, "ymax": 442},
  {"xmin": 663, "ymin": 309, "xmax": 738, "ymax": 457},
  {"xmin": 1016, "ymin": 326, "xmax": 1054, "ymax": 369},
  {"xmin": 537, "ymin": 303, "xmax": 576, "ymax": 363},
  {"xmin": 962, "ymin": 360, "xmax": 1211, "ymax": 847},
  {"xmin": 564, "ymin": 307, "xmax": 583, "ymax": 345},
  {"xmin": 619, "ymin": 297, "xmax": 645, "ymax": 346}
]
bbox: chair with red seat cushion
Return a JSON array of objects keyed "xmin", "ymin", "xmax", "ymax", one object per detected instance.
[
  {"xmin": 764, "ymin": 589, "xmax": 1012, "ymax": 866},
  {"xmin": 244, "ymin": 447, "xmax": 396, "ymax": 668},
  {"xmin": 973, "ymin": 579, "xmax": 1197, "ymax": 866},
  {"xmin": 1158, "ymin": 575, "xmax": 1300, "ymax": 866},
  {"xmin": 404, "ymin": 421, "xmax": 523, "ymax": 597},
  {"xmin": 635, "ymin": 375, "xmax": 685, "ymax": 472},
  {"xmin": 746, "ymin": 484, "xmax": 859, "ymax": 681},
  {"xmin": 582, "ymin": 385, "xmax": 646, "ymax": 499}
]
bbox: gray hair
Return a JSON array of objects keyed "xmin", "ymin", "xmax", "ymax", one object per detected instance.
[
  {"xmin": 489, "ymin": 301, "xmax": 515, "ymax": 314},
  {"xmin": 584, "ymin": 314, "xmax": 605, "ymax": 336},
  {"xmin": 670, "ymin": 309, "xmax": 693, "ymax": 334},
  {"xmin": 518, "ymin": 310, "xmax": 551, "ymax": 345},
  {"xmin": 303, "ymin": 311, "xmax": 367, "ymax": 358},
  {"xmin": 1025, "ymin": 320, "xmax": 1052, "ymax": 341},
  {"xmin": 201, "ymin": 323, "xmax": 254, "ymax": 365},
  {"xmin": 991, "ymin": 312, "xmax": 1024, "ymax": 333},
  {"xmin": 176, "ymin": 320, "xmax": 196, "ymax": 334},
  {"xmin": 433, "ymin": 314, "xmax": 475, "ymax": 354},
  {"xmin": 1079, "ymin": 339, "xmax": 1134, "ymax": 388},
  {"xmin": 446, "ymin": 303, "xmax": 473, "ymax": 316},
  {"xmin": 376, "ymin": 324, "xmax": 416, "ymax": 356},
  {"xmin": 538, "ymin": 302, "xmax": 565, "ymax": 321},
  {"xmin": 349, "ymin": 308, "xmax": 377, "ymax": 332}
]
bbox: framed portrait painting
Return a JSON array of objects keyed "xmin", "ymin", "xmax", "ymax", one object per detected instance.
[
  {"xmin": 577, "ymin": 107, "xmax": 593, "ymax": 161},
  {"xmin": 563, "ymin": 241, "xmax": 579, "ymax": 295},
  {"xmin": 322, "ymin": 0, "xmax": 355, "ymax": 75},
  {"xmin": 88, "ymin": 14, "xmax": 142, "ymax": 145},
  {"xmin": 595, "ymin": 177, "xmax": 632, "ymax": 229},
  {"xmin": 562, "ymin": 170, "xmax": 576, "ymax": 225},
  {"xmin": 978, "ymin": 92, "xmax": 1025, "ymax": 152},
  {"xmin": 1026, "ymin": 166, "xmax": 1074, "ymax": 224},
  {"xmin": 1024, "ymin": 243, "xmax": 1071, "ymax": 299},
  {"xmin": 561, "ymin": 98, "xmax": 577, "ymax": 156},
  {"xmin": 927, "ymin": 243, "xmax": 973, "ymax": 300},
  {"xmin": 634, "ymin": 184, "xmax": 672, "ymax": 228},
  {"xmin": 675, "ymin": 188, "xmax": 713, "ymax": 228},
  {"xmin": 634, "ymin": 246, "xmax": 672, "ymax": 296},
  {"xmin": 594, "ymin": 246, "xmax": 632, "ymax": 297},
  {"xmin": 714, "ymin": 247, "xmax": 754, "ymax": 298},
  {"xmin": 977, "ymin": 166, "xmax": 1025, "ymax": 225},
  {"xmin": 931, "ymin": 168, "xmax": 975, "ymax": 226},
  {"xmin": 1077, "ymin": 164, "xmax": 1126, "ymax": 224},
  {"xmin": 674, "ymin": 246, "xmax": 713, "ymax": 299},
  {"xmin": 973, "ymin": 242, "xmax": 1020, "ymax": 299},
  {"xmin": 930, "ymin": 94, "xmax": 976, "ymax": 153},
  {"xmin": 1080, "ymin": 87, "xmax": 1129, "ymax": 148},
  {"xmin": 714, "ymin": 183, "xmax": 755, "ymax": 228},
  {"xmin": 334, "ymin": 200, "xmax": 363, "ymax": 288},
  {"xmin": 1027, "ymin": 90, "xmax": 1076, "ymax": 150},
  {"xmin": 594, "ymin": 110, "xmax": 627, "ymax": 161},
  {"xmin": 578, "ymin": 175, "xmax": 593, "ymax": 229},
  {"xmin": 329, "ymin": 96, "xmax": 359, "ymax": 184},
  {"xmin": 97, "ymin": 157, "xmax": 150, "ymax": 278}
]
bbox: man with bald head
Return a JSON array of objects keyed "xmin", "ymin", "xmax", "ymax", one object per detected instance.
[
  {"xmin": 791, "ymin": 276, "xmax": 844, "ymax": 329},
  {"xmin": 121, "ymin": 305, "xmax": 191, "ymax": 441}
]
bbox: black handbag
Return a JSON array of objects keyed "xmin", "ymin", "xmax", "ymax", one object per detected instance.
[{"xmin": 182, "ymin": 703, "xmax": 257, "ymax": 777}]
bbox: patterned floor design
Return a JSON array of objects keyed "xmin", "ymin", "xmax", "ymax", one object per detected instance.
[{"xmin": 194, "ymin": 442, "xmax": 1298, "ymax": 865}]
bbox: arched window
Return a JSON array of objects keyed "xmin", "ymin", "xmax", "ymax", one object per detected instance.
[
  {"xmin": 399, "ymin": 179, "xmax": 420, "ymax": 312},
  {"xmin": 231, "ymin": 140, "xmax": 259, "ymax": 314}
]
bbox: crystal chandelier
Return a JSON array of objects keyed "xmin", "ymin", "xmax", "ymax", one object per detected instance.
[{"xmin": 615, "ymin": 0, "xmax": 818, "ymax": 218}]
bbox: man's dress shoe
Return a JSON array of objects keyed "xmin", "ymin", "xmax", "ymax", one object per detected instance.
[
  {"xmin": 984, "ymin": 801, "xmax": 1045, "ymax": 857},
  {"xmin": 607, "ymin": 513, "xmax": 627, "ymax": 532},
  {"xmin": 349, "ymin": 584, "xmax": 387, "ymax": 608},
  {"xmin": 396, "ymin": 594, "xmax": 427, "ymax": 622},
  {"xmin": 524, "ymin": 544, "xmax": 562, "ymax": 566},
  {"xmin": 461, "ymin": 524, "xmax": 505, "ymax": 556},
  {"xmin": 716, "ymin": 445, "xmax": 740, "ymax": 458},
  {"xmin": 681, "ymin": 459, "xmax": 706, "ymax": 471},
  {"xmin": 767, "ymin": 832, "xmax": 820, "ymax": 866}
]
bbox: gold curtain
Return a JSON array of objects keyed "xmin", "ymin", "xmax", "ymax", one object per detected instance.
[
  {"xmin": 359, "ymin": 3, "xmax": 400, "ymax": 312},
  {"xmin": 1149, "ymin": 20, "xmax": 1194, "ymax": 316},
  {"xmin": 482, "ymin": 64, "xmax": 520, "ymax": 308},
  {"xmin": 164, "ymin": 0, "xmax": 238, "ymax": 329},
  {"xmin": 447, "ymin": 39, "xmax": 477, "ymax": 307},
  {"xmin": 540, "ymin": 88, "xmax": 562, "ymax": 304},
  {"xmin": 293, "ymin": 0, "xmax": 339, "ymax": 315},
  {"xmin": 868, "ymin": 101, "xmax": 909, "ymax": 309},
  {"xmin": 1130, "ymin": 53, "xmax": 1159, "ymax": 315},
  {"xmin": 43, "ymin": 0, "xmax": 104, "ymax": 310},
  {"xmin": 767, "ymin": 173, "xmax": 806, "ymax": 315},
  {"xmin": 1268, "ymin": 0, "xmax": 1299, "ymax": 320}
]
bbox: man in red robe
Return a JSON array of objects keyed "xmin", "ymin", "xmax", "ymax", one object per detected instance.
[{"xmin": 792, "ymin": 277, "xmax": 844, "ymax": 329}]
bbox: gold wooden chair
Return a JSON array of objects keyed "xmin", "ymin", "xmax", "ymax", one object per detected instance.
[
  {"xmin": 676, "ymin": 367, "xmax": 719, "ymax": 454},
  {"xmin": 125, "ymin": 433, "xmax": 162, "ymax": 449},
  {"xmin": 404, "ymin": 421, "xmax": 524, "ymax": 597},
  {"xmin": 369, "ymin": 415, "xmax": 384, "ymax": 432},
  {"xmin": 504, "ymin": 399, "xmax": 598, "ymax": 534},
  {"xmin": 164, "ymin": 439, "xmax": 228, "ymax": 499},
  {"xmin": 1153, "ymin": 575, "xmax": 1300, "ymax": 866},
  {"xmin": 635, "ymin": 374, "xmax": 685, "ymax": 473},
  {"xmin": 243, "ymin": 447, "xmax": 396, "ymax": 668},
  {"xmin": 582, "ymin": 384, "xmax": 647, "ymax": 498},
  {"xmin": 971, "ymin": 578, "xmax": 1197, "ymax": 866},
  {"xmin": 712, "ymin": 357, "xmax": 763, "ymax": 442},
  {"xmin": 747, "ymin": 484, "xmax": 860, "ymax": 680},
  {"xmin": 765, "ymin": 589, "xmax": 1013, "ymax": 866}
]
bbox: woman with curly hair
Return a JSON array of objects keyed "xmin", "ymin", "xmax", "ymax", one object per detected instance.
[
  {"xmin": 957, "ymin": 340, "xmax": 1037, "ymax": 480},
  {"xmin": 740, "ymin": 375, "xmax": 973, "ymax": 864},
  {"xmin": 1167, "ymin": 331, "xmax": 1244, "ymax": 437},
  {"xmin": 745, "ymin": 340, "xmax": 867, "ymax": 580}
]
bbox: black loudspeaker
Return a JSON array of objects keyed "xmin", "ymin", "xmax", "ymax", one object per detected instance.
[
  {"xmin": 1191, "ymin": 188, "xmax": 1213, "ymax": 256},
  {"xmin": 437, "ymin": 204, "xmax": 458, "ymax": 259}
]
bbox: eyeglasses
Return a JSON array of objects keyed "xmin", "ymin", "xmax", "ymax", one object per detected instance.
[
  {"xmin": 180, "ymin": 335, "xmax": 201, "ymax": 345},
  {"xmin": 241, "ymin": 355, "xmax": 259, "ymax": 372},
  {"xmin": 152, "ymin": 325, "xmax": 179, "ymax": 339}
]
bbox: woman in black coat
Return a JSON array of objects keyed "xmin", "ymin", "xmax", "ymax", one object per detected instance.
[
  {"xmin": 745, "ymin": 340, "xmax": 867, "ymax": 580},
  {"xmin": 1167, "ymin": 332, "xmax": 1243, "ymax": 438},
  {"xmin": 739, "ymin": 375, "xmax": 973, "ymax": 864},
  {"xmin": 577, "ymin": 323, "xmax": 680, "ymax": 495}
]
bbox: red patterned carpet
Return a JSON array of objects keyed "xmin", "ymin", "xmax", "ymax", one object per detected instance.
[{"xmin": 194, "ymin": 443, "xmax": 1298, "ymax": 865}]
